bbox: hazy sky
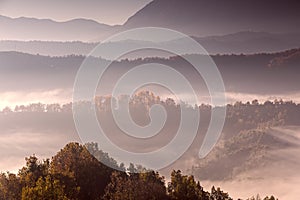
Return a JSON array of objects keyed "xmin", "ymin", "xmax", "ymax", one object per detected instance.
[{"xmin": 0, "ymin": 0, "xmax": 152, "ymax": 25}]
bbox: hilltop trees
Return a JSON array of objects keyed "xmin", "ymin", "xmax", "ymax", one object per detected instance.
[
  {"xmin": 21, "ymin": 175, "xmax": 67, "ymax": 200},
  {"xmin": 103, "ymin": 170, "xmax": 168, "ymax": 200},
  {"xmin": 168, "ymin": 170, "xmax": 209, "ymax": 200},
  {"xmin": 18, "ymin": 156, "xmax": 50, "ymax": 188},
  {"xmin": 0, "ymin": 172, "xmax": 22, "ymax": 200},
  {"xmin": 0, "ymin": 142, "xmax": 279, "ymax": 200},
  {"xmin": 50, "ymin": 142, "xmax": 114, "ymax": 199},
  {"xmin": 0, "ymin": 143, "xmax": 117, "ymax": 200},
  {"xmin": 210, "ymin": 186, "xmax": 232, "ymax": 200}
]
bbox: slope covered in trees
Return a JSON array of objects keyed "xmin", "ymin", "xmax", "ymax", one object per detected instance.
[
  {"xmin": 1, "ymin": 93, "xmax": 300, "ymax": 177},
  {"xmin": 1, "ymin": 49, "xmax": 300, "ymax": 94}
]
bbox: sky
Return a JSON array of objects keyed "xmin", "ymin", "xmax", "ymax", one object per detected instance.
[{"xmin": 0, "ymin": 0, "xmax": 152, "ymax": 25}]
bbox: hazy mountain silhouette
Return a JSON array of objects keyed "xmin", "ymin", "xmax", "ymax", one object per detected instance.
[
  {"xmin": 2, "ymin": 0, "xmax": 300, "ymax": 41},
  {"xmin": 1, "ymin": 49, "xmax": 300, "ymax": 95},
  {"xmin": 0, "ymin": 40, "xmax": 97, "ymax": 56},
  {"xmin": 124, "ymin": 0, "xmax": 300, "ymax": 36},
  {"xmin": 169, "ymin": 31, "xmax": 300, "ymax": 55},
  {"xmin": 2, "ymin": 31, "xmax": 300, "ymax": 57},
  {"xmin": 0, "ymin": 15, "xmax": 117, "ymax": 41}
]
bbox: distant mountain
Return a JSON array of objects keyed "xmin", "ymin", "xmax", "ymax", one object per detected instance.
[
  {"xmin": 1, "ymin": 48, "xmax": 300, "ymax": 94},
  {"xmin": 2, "ymin": 32, "xmax": 300, "ymax": 57},
  {"xmin": 169, "ymin": 31, "xmax": 300, "ymax": 55},
  {"xmin": 0, "ymin": 40, "xmax": 97, "ymax": 56},
  {"xmin": 2, "ymin": 0, "xmax": 300, "ymax": 42},
  {"xmin": 124, "ymin": 0, "xmax": 300, "ymax": 36},
  {"xmin": 0, "ymin": 15, "xmax": 117, "ymax": 41}
]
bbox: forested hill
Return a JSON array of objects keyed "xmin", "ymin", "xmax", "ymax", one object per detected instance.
[{"xmin": 0, "ymin": 49, "xmax": 300, "ymax": 94}]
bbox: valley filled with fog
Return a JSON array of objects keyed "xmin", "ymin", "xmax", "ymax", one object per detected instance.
[
  {"xmin": 1, "ymin": 94, "xmax": 300, "ymax": 199},
  {"xmin": 1, "ymin": 0, "xmax": 300, "ymax": 199}
]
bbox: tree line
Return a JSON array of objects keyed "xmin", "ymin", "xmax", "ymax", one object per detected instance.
[{"xmin": 2, "ymin": 91, "xmax": 300, "ymax": 131}]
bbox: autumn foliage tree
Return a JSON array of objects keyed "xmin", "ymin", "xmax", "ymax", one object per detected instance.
[
  {"xmin": 103, "ymin": 170, "xmax": 168, "ymax": 200},
  {"xmin": 167, "ymin": 170, "xmax": 209, "ymax": 200},
  {"xmin": 50, "ymin": 142, "xmax": 114, "ymax": 200},
  {"xmin": 0, "ymin": 142, "xmax": 278, "ymax": 200}
]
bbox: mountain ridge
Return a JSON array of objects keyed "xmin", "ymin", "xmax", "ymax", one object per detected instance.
[
  {"xmin": 2, "ymin": 0, "xmax": 300, "ymax": 41},
  {"xmin": 2, "ymin": 31, "xmax": 300, "ymax": 57},
  {"xmin": 0, "ymin": 15, "xmax": 113, "ymax": 27},
  {"xmin": 123, "ymin": 0, "xmax": 300, "ymax": 36},
  {"xmin": 0, "ymin": 15, "xmax": 118, "ymax": 41}
]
